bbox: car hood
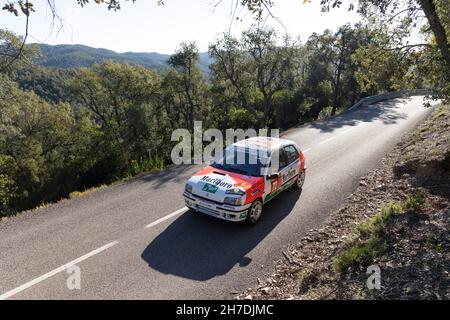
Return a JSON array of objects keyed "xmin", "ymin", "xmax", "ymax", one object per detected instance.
[{"xmin": 186, "ymin": 166, "xmax": 261, "ymax": 203}]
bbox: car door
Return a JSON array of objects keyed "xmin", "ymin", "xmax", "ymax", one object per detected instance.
[
  {"xmin": 281, "ymin": 144, "xmax": 301, "ymax": 187},
  {"xmin": 263, "ymin": 147, "xmax": 289, "ymax": 202}
]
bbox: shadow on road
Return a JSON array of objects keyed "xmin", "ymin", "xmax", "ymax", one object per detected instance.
[
  {"xmin": 137, "ymin": 164, "xmax": 199, "ymax": 189},
  {"xmin": 310, "ymin": 98, "xmax": 411, "ymax": 133},
  {"xmin": 141, "ymin": 188, "xmax": 302, "ymax": 281}
]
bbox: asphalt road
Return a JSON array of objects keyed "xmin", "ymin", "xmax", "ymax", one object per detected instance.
[{"xmin": 0, "ymin": 95, "xmax": 440, "ymax": 299}]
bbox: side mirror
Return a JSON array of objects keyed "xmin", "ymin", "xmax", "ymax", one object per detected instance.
[{"xmin": 267, "ymin": 173, "xmax": 279, "ymax": 180}]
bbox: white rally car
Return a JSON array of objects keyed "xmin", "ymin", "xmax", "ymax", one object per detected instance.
[{"xmin": 183, "ymin": 137, "xmax": 306, "ymax": 224}]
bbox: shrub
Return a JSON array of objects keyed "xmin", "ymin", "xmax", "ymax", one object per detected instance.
[
  {"xmin": 334, "ymin": 238, "xmax": 387, "ymax": 273},
  {"xmin": 334, "ymin": 195, "xmax": 425, "ymax": 273}
]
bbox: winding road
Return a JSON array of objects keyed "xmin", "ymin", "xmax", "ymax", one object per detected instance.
[{"xmin": 0, "ymin": 95, "xmax": 440, "ymax": 299}]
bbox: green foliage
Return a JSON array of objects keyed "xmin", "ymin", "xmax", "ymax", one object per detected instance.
[
  {"xmin": 0, "ymin": 29, "xmax": 39, "ymax": 73},
  {"xmin": 165, "ymin": 42, "xmax": 212, "ymax": 131},
  {"xmin": 13, "ymin": 66, "xmax": 75, "ymax": 103},
  {"xmin": 210, "ymin": 27, "xmax": 303, "ymax": 128},
  {"xmin": 431, "ymin": 106, "xmax": 447, "ymax": 121},
  {"xmin": 69, "ymin": 184, "xmax": 107, "ymax": 200},
  {"xmin": 425, "ymin": 233, "xmax": 444, "ymax": 252},
  {"xmin": 128, "ymin": 152, "xmax": 164, "ymax": 176},
  {"xmin": 0, "ymin": 74, "xmax": 76, "ymax": 213},
  {"xmin": 334, "ymin": 237, "xmax": 388, "ymax": 273},
  {"xmin": 297, "ymin": 268, "xmax": 319, "ymax": 293},
  {"xmin": 352, "ymin": 27, "xmax": 419, "ymax": 95},
  {"xmin": 0, "ymin": 49, "xmax": 175, "ymax": 216},
  {"xmin": 242, "ymin": 0, "xmax": 450, "ymax": 102},
  {"xmin": 317, "ymin": 106, "xmax": 333, "ymax": 120},
  {"xmin": 334, "ymin": 195, "xmax": 426, "ymax": 272},
  {"xmin": 0, "ymin": 155, "xmax": 17, "ymax": 215},
  {"xmin": 69, "ymin": 60, "xmax": 168, "ymax": 181},
  {"xmin": 403, "ymin": 194, "xmax": 427, "ymax": 211},
  {"xmin": 227, "ymin": 107, "xmax": 257, "ymax": 129},
  {"xmin": 325, "ymin": 0, "xmax": 450, "ymax": 101},
  {"xmin": 299, "ymin": 24, "xmax": 374, "ymax": 118}
]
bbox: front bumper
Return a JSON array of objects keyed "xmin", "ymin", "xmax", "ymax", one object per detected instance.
[{"xmin": 183, "ymin": 191, "xmax": 250, "ymax": 222}]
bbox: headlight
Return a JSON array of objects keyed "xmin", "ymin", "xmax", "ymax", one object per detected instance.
[
  {"xmin": 185, "ymin": 183, "xmax": 193, "ymax": 193},
  {"xmin": 224, "ymin": 197, "xmax": 242, "ymax": 206},
  {"xmin": 225, "ymin": 188, "xmax": 246, "ymax": 196}
]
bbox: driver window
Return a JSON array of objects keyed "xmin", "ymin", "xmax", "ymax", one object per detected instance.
[
  {"xmin": 284, "ymin": 145, "xmax": 300, "ymax": 164},
  {"xmin": 271, "ymin": 148, "xmax": 288, "ymax": 172}
]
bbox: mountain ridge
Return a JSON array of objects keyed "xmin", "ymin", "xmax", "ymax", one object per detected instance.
[{"xmin": 35, "ymin": 43, "xmax": 213, "ymax": 74}]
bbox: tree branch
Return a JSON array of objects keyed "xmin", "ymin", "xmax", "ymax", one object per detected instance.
[{"xmin": 4, "ymin": 0, "xmax": 30, "ymax": 70}]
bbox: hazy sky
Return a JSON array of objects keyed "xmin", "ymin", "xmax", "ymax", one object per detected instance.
[{"xmin": 1, "ymin": 0, "xmax": 362, "ymax": 54}]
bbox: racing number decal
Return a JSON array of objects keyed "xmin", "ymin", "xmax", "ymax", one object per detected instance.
[
  {"xmin": 269, "ymin": 166, "xmax": 296, "ymax": 194},
  {"xmin": 270, "ymin": 177, "xmax": 282, "ymax": 193}
]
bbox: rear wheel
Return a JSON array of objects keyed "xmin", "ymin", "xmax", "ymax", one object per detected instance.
[
  {"xmin": 293, "ymin": 169, "xmax": 306, "ymax": 189},
  {"xmin": 246, "ymin": 199, "xmax": 263, "ymax": 224}
]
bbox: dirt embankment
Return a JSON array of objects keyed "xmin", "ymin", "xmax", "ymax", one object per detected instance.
[{"xmin": 238, "ymin": 103, "xmax": 450, "ymax": 300}]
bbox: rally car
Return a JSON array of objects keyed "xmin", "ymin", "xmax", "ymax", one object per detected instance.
[{"xmin": 183, "ymin": 137, "xmax": 306, "ymax": 224}]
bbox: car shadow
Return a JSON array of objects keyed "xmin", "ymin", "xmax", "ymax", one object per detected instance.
[
  {"xmin": 141, "ymin": 188, "xmax": 303, "ymax": 281},
  {"xmin": 309, "ymin": 98, "xmax": 411, "ymax": 133}
]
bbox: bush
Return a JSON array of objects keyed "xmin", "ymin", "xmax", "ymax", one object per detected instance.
[
  {"xmin": 129, "ymin": 159, "xmax": 141, "ymax": 176},
  {"xmin": 334, "ymin": 195, "xmax": 425, "ymax": 273},
  {"xmin": 334, "ymin": 238, "xmax": 387, "ymax": 272},
  {"xmin": 128, "ymin": 152, "xmax": 165, "ymax": 177}
]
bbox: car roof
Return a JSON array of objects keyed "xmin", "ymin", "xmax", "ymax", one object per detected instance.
[{"xmin": 232, "ymin": 136, "xmax": 296, "ymax": 152}]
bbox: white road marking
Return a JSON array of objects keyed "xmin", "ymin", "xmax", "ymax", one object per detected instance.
[
  {"xmin": 0, "ymin": 240, "xmax": 119, "ymax": 300},
  {"xmin": 145, "ymin": 207, "xmax": 188, "ymax": 229},
  {"xmin": 318, "ymin": 136, "xmax": 336, "ymax": 145},
  {"xmin": 303, "ymin": 148, "xmax": 311, "ymax": 153}
]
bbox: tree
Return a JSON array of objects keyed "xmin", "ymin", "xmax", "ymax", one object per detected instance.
[
  {"xmin": 300, "ymin": 24, "xmax": 372, "ymax": 117},
  {"xmin": 166, "ymin": 42, "xmax": 212, "ymax": 131},
  {"xmin": 0, "ymin": 29, "xmax": 38, "ymax": 73},
  {"xmin": 13, "ymin": 65, "xmax": 76, "ymax": 103},
  {"xmin": 240, "ymin": 0, "xmax": 450, "ymax": 100},
  {"xmin": 240, "ymin": 0, "xmax": 448, "ymax": 72},
  {"xmin": 210, "ymin": 27, "xmax": 302, "ymax": 128},
  {"xmin": 342, "ymin": 0, "xmax": 450, "ymax": 75},
  {"xmin": 306, "ymin": 28, "xmax": 346, "ymax": 115},
  {"xmin": 69, "ymin": 61, "xmax": 162, "ymax": 179},
  {"xmin": 0, "ymin": 74, "xmax": 75, "ymax": 212},
  {"xmin": 351, "ymin": 26, "xmax": 418, "ymax": 95}
]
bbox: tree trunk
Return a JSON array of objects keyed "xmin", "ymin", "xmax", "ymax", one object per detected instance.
[
  {"xmin": 331, "ymin": 88, "xmax": 339, "ymax": 116},
  {"xmin": 331, "ymin": 73, "xmax": 341, "ymax": 116},
  {"xmin": 261, "ymin": 95, "xmax": 271, "ymax": 129},
  {"xmin": 418, "ymin": 0, "xmax": 450, "ymax": 77}
]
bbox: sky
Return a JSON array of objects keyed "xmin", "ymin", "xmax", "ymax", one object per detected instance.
[{"xmin": 1, "ymin": 0, "xmax": 362, "ymax": 54}]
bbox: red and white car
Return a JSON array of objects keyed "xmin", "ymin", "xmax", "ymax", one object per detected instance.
[{"xmin": 183, "ymin": 137, "xmax": 306, "ymax": 224}]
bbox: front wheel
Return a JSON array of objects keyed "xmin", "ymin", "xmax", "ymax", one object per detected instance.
[
  {"xmin": 293, "ymin": 169, "xmax": 306, "ymax": 189},
  {"xmin": 246, "ymin": 199, "xmax": 263, "ymax": 224}
]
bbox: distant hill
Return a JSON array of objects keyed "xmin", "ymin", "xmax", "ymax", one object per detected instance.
[{"xmin": 35, "ymin": 44, "xmax": 213, "ymax": 75}]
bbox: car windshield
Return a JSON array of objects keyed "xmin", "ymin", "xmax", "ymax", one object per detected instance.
[{"xmin": 210, "ymin": 145, "xmax": 270, "ymax": 177}]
